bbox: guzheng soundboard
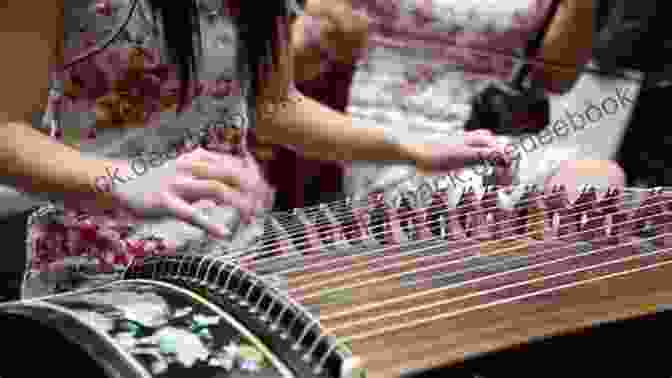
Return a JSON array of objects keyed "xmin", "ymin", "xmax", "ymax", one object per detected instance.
[{"xmin": 126, "ymin": 184, "xmax": 672, "ymax": 378}]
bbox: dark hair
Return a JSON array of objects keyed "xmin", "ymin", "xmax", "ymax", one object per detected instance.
[{"xmin": 144, "ymin": 0, "xmax": 291, "ymax": 119}]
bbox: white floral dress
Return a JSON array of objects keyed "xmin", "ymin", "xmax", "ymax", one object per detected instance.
[{"xmin": 343, "ymin": 0, "xmax": 568, "ymax": 205}]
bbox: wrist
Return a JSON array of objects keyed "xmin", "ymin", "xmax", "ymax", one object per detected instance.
[{"xmin": 398, "ymin": 142, "xmax": 428, "ymax": 168}]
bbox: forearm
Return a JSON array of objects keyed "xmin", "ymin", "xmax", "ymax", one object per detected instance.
[
  {"xmin": 264, "ymin": 4, "xmax": 413, "ymax": 164},
  {"xmin": 257, "ymin": 91, "xmax": 418, "ymax": 163},
  {"xmin": 0, "ymin": 122, "xmax": 118, "ymax": 209}
]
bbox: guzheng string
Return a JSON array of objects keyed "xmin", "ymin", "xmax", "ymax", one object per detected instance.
[
  {"xmin": 338, "ymin": 254, "xmax": 672, "ymax": 342},
  {"xmin": 191, "ymin": 186, "xmax": 672, "ymax": 352},
  {"xmin": 288, "ymin": 193, "xmax": 671, "ymax": 341},
  {"xmin": 317, "ymin": 233, "xmax": 664, "ymax": 325},
  {"xmin": 187, "ymin": 185, "xmax": 672, "ymax": 368},
  {"xmin": 275, "ymin": 189, "xmax": 661, "ymax": 285},
  {"xmin": 222, "ymin": 185, "xmax": 623, "ymax": 260},
  {"xmin": 268, "ymin": 185, "xmax": 616, "ymax": 245},
  {"xmin": 211, "ymin": 186, "xmax": 669, "ymax": 290},
  {"xmin": 255, "ymin": 183, "xmax": 553, "ymax": 239},
  {"xmin": 295, "ymin": 214, "xmax": 666, "ymax": 304},
  {"xmin": 249, "ymin": 183, "xmax": 505, "ymax": 241},
  {"xmin": 221, "ymin": 187, "xmax": 617, "ymax": 271}
]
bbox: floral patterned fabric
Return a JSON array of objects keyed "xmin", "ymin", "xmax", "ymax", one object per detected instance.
[
  {"xmin": 342, "ymin": 0, "xmax": 564, "ymax": 201},
  {"xmin": 22, "ymin": 0, "xmax": 276, "ymax": 299}
]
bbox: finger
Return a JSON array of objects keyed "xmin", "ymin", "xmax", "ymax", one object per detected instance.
[
  {"xmin": 463, "ymin": 133, "xmax": 499, "ymax": 147},
  {"xmin": 173, "ymin": 179, "xmax": 258, "ymax": 223},
  {"xmin": 192, "ymin": 199, "xmax": 218, "ymax": 211},
  {"xmin": 161, "ymin": 194, "xmax": 232, "ymax": 239},
  {"xmin": 189, "ymin": 156, "xmax": 272, "ymax": 196},
  {"xmin": 451, "ymin": 147, "xmax": 512, "ymax": 169},
  {"xmin": 192, "ymin": 153, "xmax": 274, "ymax": 210},
  {"xmin": 190, "ymin": 161, "xmax": 243, "ymax": 189},
  {"xmin": 240, "ymin": 154, "xmax": 275, "ymax": 205},
  {"xmin": 189, "ymin": 147, "xmax": 221, "ymax": 163}
]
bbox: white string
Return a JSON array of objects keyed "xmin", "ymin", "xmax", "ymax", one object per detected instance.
[
  {"xmin": 323, "ymin": 229, "xmax": 670, "ymax": 332},
  {"xmin": 289, "ymin": 206, "xmax": 668, "ymax": 300},
  {"xmin": 243, "ymin": 188, "xmax": 653, "ymax": 278},
  {"xmin": 339, "ymin": 248, "xmax": 672, "ymax": 342},
  {"xmin": 244, "ymin": 185, "xmax": 628, "ymax": 256}
]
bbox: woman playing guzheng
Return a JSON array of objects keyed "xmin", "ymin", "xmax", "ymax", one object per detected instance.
[
  {"xmin": 0, "ymin": 0, "xmax": 516, "ymax": 299},
  {"xmin": 335, "ymin": 0, "xmax": 626, "ymax": 204}
]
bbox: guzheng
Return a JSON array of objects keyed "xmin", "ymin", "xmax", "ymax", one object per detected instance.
[{"xmin": 3, "ymin": 184, "xmax": 672, "ymax": 378}]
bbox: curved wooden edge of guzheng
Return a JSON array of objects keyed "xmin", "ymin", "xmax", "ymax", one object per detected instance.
[
  {"xmin": 124, "ymin": 255, "xmax": 359, "ymax": 378},
  {"xmin": 218, "ymin": 184, "xmax": 672, "ymax": 378}
]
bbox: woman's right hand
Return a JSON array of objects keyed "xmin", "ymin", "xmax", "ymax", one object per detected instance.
[{"xmin": 99, "ymin": 148, "xmax": 273, "ymax": 239}]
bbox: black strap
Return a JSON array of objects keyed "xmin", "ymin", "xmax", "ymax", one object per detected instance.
[
  {"xmin": 63, "ymin": 0, "xmax": 140, "ymax": 70},
  {"xmin": 512, "ymin": 0, "xmax": 563, "ymax": 89}
]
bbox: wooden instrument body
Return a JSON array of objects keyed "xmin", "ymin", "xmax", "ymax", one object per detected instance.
[{"xmin": 251, "ymin": 185, "xmax": 672, "ymax": 378}]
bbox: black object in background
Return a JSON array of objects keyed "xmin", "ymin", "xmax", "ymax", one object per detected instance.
[
  {"xmin": 615, "ymin": 79, "xmax": 672, "ymax": 187},
  {"xmin": 463, "ymin": 83, "xmax": 550, "ymax": 136},
  {"xmin": 463, "ymin": 0, "xmax": 560, "ymax": 136},
  {"xmin": 593, "ymin": 0, "xmax": 672, "ymax": 80},
  {"xmin": 0, "ymin": 209, "xmax": 34, "ymax": 302},
  {"xmin": 595, "ymin": 0, "xmax": 672, "ymax": 186}
]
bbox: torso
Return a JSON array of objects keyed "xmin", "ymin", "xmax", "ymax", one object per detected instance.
[
  {"xmin": 348, "ymin": 0, "xmax": 552, "ymax": 133},
  {"xmin": 23, "ymin": 0, "xmax": 274, "ymax": 299},
  {"xmin": 46, "ymin": 0, "xmax": 248, "ymax": 160},
  {"xmin": 344, "ymin": 0, "xmax": 556, "ymax": 202}
]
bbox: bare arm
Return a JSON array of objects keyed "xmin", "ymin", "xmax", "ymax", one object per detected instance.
[
  {"xmin": 534, "ymin": 0, "xmax": 596, "ymax": 93},
  {"xmin": 258, "ymin": 91, "xmax": 417, "ymax": 163},
  {"xmin": 0, "ymin": 0, "xmax": 117, "ymax": 209},
  {"xmin": 258, "ymin": 19, "xmax": 433, "ymax": 168}
]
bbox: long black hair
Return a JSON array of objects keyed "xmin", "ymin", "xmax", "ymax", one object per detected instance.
[{"xmin": 144, "ymin": 0, "xmax": 293, "ymax": 119}]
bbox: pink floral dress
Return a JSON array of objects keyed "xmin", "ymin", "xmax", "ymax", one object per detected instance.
[{"xmin": 22, "ymin": 0, "xmax": 282, "ymax": 298}]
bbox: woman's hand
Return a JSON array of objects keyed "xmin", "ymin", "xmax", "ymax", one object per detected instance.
[
  {"xmin": 104, "ymin": 148, "xmax": 273, "ymax": 239},
  {"xmin": 410, "ymin": 130, "xmax": 513, "ymax": 174}
]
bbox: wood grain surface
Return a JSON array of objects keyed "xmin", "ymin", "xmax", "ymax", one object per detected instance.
[{"xmin": 280, "ymin": 226, "xmax": 672, "ymax": 378}]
